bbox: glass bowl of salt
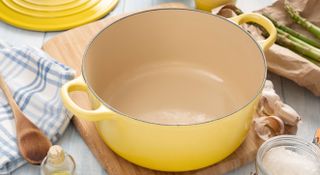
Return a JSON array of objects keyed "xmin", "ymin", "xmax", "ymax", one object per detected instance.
[{"xmin": 256, "ymin": 135, "xmax": 320, "ymax": 175}]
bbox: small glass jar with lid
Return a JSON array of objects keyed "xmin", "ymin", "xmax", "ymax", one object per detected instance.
[
  {"xmin": 255, "ymin": 135, "xmax": 320, "ymax": 175},
  {"xmin": 41, "ymin": 145, "xmax": 76, "ymax": 175}
]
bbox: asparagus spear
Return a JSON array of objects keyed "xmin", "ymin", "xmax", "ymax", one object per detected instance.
[
  {"xmin": 276, "ymin": 30, "xmax": 320, "ymax": 62},
  {"xmin": 263, "ymin": 13, "xmax": 320, "ymax": 48},
  {"xmin": 276, "ymin": 28, "xmax": 319, "ymax": 49},
  {"xmin": 306, "ymin": 57, "xmax": 320, "ymax": 67},
  {"xmin": 285, "ymin": 0, "xmax": 320, "ymax": 39}
]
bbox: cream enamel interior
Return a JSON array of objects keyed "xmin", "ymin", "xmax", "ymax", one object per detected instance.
[{"xmin": 83, "ymin": 9, "xmax": 266, "ymax": 125}]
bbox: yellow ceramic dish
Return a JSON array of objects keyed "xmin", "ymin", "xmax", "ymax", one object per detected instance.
[
  {"xmin": 0, "ymin": 0, "xmax": 119, "ymax": 31},
  {"xmin": 195, "ymin": 0, "xmax": 236, "ymax": 11},
  {"xmin": 61, "ymin": 9, "xmax": 276, "ymax": 171}
]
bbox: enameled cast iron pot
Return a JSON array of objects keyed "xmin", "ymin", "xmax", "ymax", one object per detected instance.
[{"xmin": 61, "ymin": 9, "xmax": 276, "ymax": 171}]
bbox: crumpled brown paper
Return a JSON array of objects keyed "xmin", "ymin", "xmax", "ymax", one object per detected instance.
[
  {"xmin": 258, "ymin": 0, "xmax": 320, "ymax": 96},
  {"xmin": 215, "ymin": 0, "xmax": 320, "ymax": 96}
]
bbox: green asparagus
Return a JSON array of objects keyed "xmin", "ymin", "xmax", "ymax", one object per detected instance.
[
  {"xmin": 276, "ymin": 31, "xmax": 320, "ymax": 62},
  {"xmin": 263, "ymin": 13, "xmax": 320, "ymax": 49},
  {"xmin": 285, "ymin": 0, "xmax": 320, "ymax": 39},
  {"xmin": 276, "ymin": 28, "xmax": 319, "ymax": 49}
]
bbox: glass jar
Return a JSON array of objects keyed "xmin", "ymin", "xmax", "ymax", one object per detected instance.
[
  {"xmin": 41, "ymin": 145, "xmax": 76, "ymax": 175},
  {"xmin": 256, "ymin": 135, "xmax": 320, "ymax": 175}
]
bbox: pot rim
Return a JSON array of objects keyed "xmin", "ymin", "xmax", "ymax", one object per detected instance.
[{"xmin": 81, "ymin": 8, "xmax": 268, "ymax": 126}]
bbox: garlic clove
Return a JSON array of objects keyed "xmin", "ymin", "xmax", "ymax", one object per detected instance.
[
  {"xmin": 257, "ymin": 96, "xmax": 275, "ymax": 116},
  {"xmin": 254, "ymin": 116, "xmax": 285, "ymax": 141},
  {"xmin": 261, "ymin": 90, "xmax": 281, "ymax": 106},
  {"xmin": 264, "ymin": 80, "xmax": 274, "ymax": 91},
  {"xmin": 285, "ymin": 124, "xmax": 298, "ymax": 135},
  {"xmin": 217, "ymin": 8, "xmax": 237, "ymax": 18},
  {"xmin": 220, "ymin": 4, "xmax": 242, "ymax": 15},
  {"xmin": 274, "ymin": 102, "xmax": 301, "ymax": 126}
]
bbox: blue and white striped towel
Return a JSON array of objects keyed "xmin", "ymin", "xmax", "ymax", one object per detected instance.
[{"xmin": 0, "ymin": 41, "xmax": 75, "ymax": 174}]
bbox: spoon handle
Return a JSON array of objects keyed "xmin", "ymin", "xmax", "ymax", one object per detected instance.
[{"xmin": 0, "ymin": 74, "xmax": 20, "ymax": 113}]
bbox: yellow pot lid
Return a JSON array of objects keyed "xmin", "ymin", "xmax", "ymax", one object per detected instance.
[{"xmin": 0, "ymin": 0, "xmax": 119, "ymax": 31}]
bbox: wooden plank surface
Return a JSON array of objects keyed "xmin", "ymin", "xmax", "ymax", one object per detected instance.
[
  {"xmin": 5, "ymin": 0, "xmax": 319, "ymax": 175},
  {"xmin": 41, "ymin": 3, "xmax": 264, "ymax": 175}
]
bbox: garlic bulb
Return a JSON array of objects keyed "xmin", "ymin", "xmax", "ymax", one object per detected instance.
[
  {"xmin": 257, "ymin": 80, "xmax": 301, "ymax": 126},
  {"xmin": 254, "ymin": 80, "xmax": 301, "ymax": 140}
]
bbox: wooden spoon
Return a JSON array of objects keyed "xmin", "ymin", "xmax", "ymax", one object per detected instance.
[{"xmin": 0, "ymin": 74, "xmax": 52, "ymax": 165}]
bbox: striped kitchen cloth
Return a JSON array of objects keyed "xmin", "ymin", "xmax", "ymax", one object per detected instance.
[{"xmin": 0, "ymin": 41, "xmax": 75, "ymax": 174}]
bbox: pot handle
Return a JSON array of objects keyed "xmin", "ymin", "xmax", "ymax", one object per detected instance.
[
  {"xmin": 230, "ymin": 13, "xmax": 277, "ymax": 51},
  {"xmin": 60, "ymin": 76, "xmax": 114, "ymax": 121}
]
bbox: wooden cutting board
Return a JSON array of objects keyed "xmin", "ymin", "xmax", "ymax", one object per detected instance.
[{"xmin": 43, "ymin": 3, "xmax": 263, "ymax": 175}]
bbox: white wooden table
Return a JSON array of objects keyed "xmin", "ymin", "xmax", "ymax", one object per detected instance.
[{"xmin": 1, "ymin": 0, "xmax": 319, "ymax": 174}]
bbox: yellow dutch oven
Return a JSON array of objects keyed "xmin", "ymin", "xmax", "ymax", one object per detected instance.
[{"xmin": 61, "ymin": 9, "xmax": 276, "ymax": 171}]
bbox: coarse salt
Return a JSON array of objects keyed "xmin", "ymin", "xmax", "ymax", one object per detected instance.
[{"xmin": 262, "ymin": 146, "xmax": 320, "ymax": 175}]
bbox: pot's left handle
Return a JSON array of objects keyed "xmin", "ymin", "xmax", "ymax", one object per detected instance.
[
  {"xmin": 61, "ymin": 76, "xmax": 114, "ymax": 121},
  {"xmin": 230, "ymin": 13, "xmax": 277, "ymax": 51}
]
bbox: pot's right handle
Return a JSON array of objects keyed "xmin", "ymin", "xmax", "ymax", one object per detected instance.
[
  {"xmin": 230, "ymin": 13, "xmax": 277, "ymax": 51},
  {"xmin": 61, "ymin": 76, "xmax": 114, "ymax": 121}
]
